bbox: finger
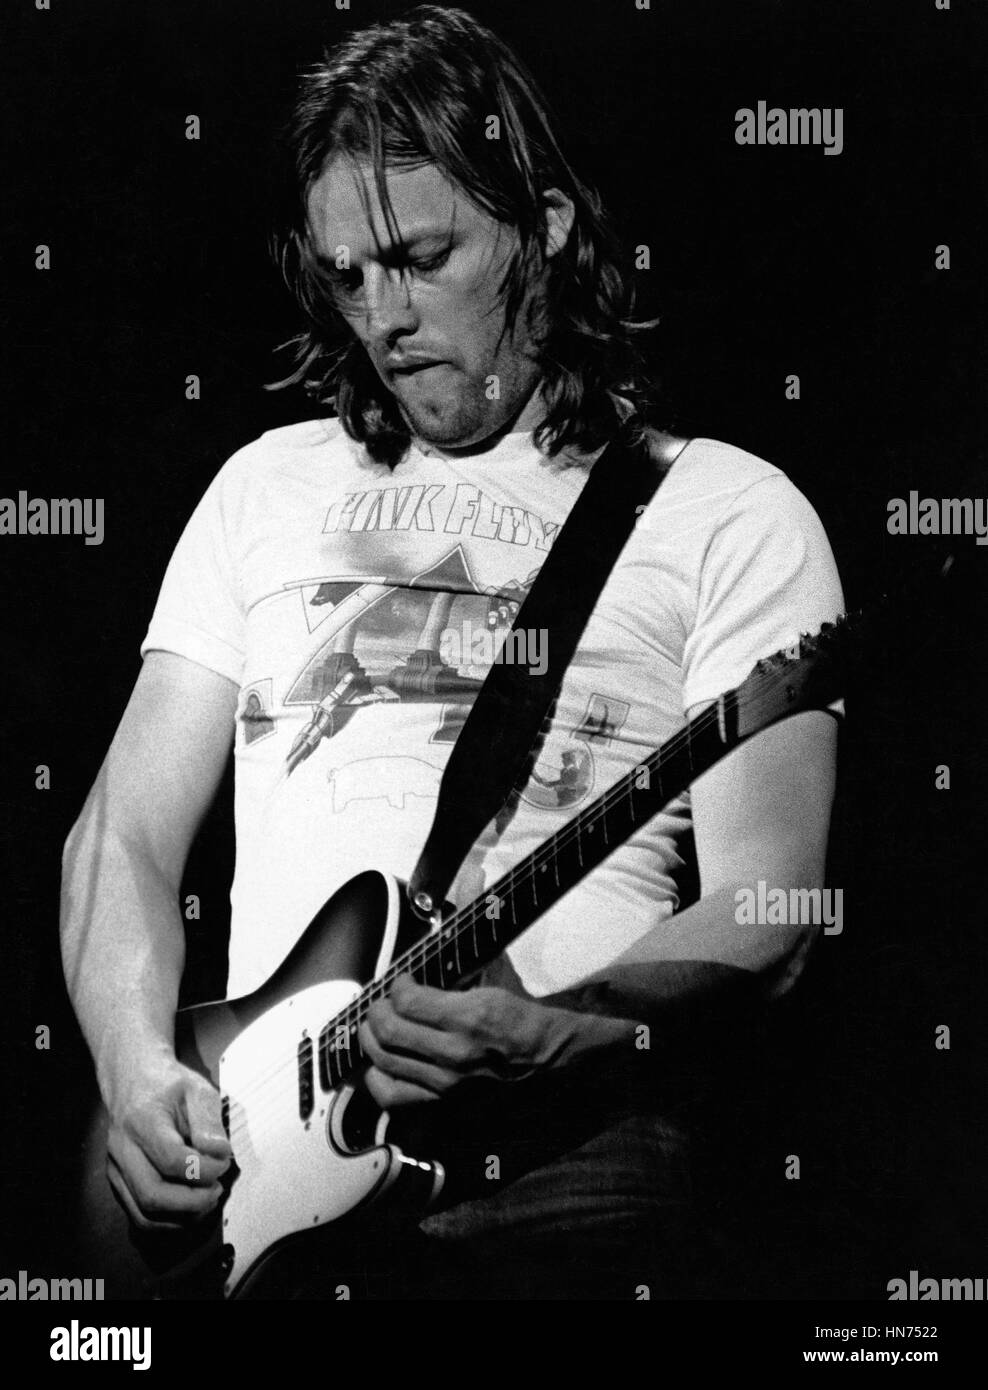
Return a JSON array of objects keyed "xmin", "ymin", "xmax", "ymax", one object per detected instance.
[
  {"xmin": 366, "ymin": 997, "xmax": 475, "ymax": 1067},
  {"xmin": 360, "ymin": 1021, "xmax": 463, "ymax": 1095},
  {"xmin": 106, "ymin": 1155, "xmax": 184, "ymax": 1234},
  {"xmin": 129, "ymin": 1099, "xmax": 209, "ymax": 1182},
  {"xmin": 388, "ymin": 975, "xmax": 485, "ymax": 1030},
  {"xmin": 107, "ymin": 1137, "xmax": 223, "ymax": 1228},
  {"xmin": 363, "ymin": 1064, "xmax": 440, "ymax": 1109},
  {"xmin": 174, "ymin": 1147, "xmax": 230, "ymax": 1187},
  {"xmin": 132, "ymin": 1086, "xmax": 230, "ymax": 1184},
  {"xmin": 115, "ymin": 1131, "xmax": 224, "ymax": 1218},
  {"xmin": 181, "ymin": 1082, "xmax": 233, "ymax": 1166}
]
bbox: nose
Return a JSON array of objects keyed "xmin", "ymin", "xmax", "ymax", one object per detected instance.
[{"xmin": 361, "ymin": 264, "xmax": 418, "ymax": 348}]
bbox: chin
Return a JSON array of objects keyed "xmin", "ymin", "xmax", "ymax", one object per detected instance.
[{"xmin": 404, "ymin": 401, "xmax": 492, "ymax": 448}]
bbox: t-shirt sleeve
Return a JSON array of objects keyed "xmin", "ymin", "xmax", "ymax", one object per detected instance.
[
  {"xmin": 681, "ymin": 473, "xmax": 845, "ymax": 714},
  {"xmin": 140, "ymin": 461, "xmax": 248, "ymax": 686}
]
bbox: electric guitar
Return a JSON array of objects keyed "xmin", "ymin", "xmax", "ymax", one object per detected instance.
[{"xmin": 75, "ymin": 601, "xmax": 893, "ymax": 1298}]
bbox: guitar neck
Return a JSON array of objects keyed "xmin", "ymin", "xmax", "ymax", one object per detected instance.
[
  {"xmin": 321, "ymin": 690, "xmax": 742, "ymax": 1089},
  {"xmin": 409, "ymin": 696, "xmax": 740, "ymax": 986}
]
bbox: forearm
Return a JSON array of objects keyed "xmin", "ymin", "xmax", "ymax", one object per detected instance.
[
  {"xmin": 576, "ymin": 882, "xmax": 815, "ymax": 1031},
  {"xmin": 60, "ymin": 815, "xmax": 186, "ymax": 1109}
]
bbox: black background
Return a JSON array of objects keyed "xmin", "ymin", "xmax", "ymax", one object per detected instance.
[{"xmin": 1, "ymin": 0, "xmax": 986, "ymax": 1300}]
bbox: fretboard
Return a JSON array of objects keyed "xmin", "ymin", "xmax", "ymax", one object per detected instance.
[{"xmin": 316, "ymin": 691, "xmax": 739, "ymax": 1091}]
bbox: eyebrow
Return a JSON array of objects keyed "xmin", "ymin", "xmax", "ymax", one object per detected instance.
[{"xmin": 313, "ymin": 225, "xmax": 454, "ymax": 268}]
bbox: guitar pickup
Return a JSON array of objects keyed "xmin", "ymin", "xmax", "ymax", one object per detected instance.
[{"xmin": 297, "ymin": 1033, "xmax": 314, "ymax": 1121}]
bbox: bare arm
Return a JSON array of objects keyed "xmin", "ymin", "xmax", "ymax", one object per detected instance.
[
  {"xmin": 582, "ymin": 707, "xmax": 838, "ymax": 1020},
  {"xmin": 60, "ymin": 650, "xmax": 239, "ymax": 1227}
]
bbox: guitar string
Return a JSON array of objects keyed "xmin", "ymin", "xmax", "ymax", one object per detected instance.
[{"xmin": 218, "ymin": 651, "xmax": 829, "ymax": 1147}]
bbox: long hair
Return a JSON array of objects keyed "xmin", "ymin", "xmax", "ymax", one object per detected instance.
[{"xmin": 269, "ymin": 5, "xmax": 658, "ymax": 468}]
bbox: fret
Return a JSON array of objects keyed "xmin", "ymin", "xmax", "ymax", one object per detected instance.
[
  {"xmin": 672, "ymin": 722, "xmax": 712, "ymax": 789},
  {"xmin": 418, "ymin": 942, "xmax": 442, "ymax": 988},
  {"xmin": 440, "ymin": 928, "xmax": 458, "ymax": 986},
  {"xmin": 550, "ymin": 825, "xmax": 584, "ymax": 891},
  {"xmin": 658, "ymin": 744, "xmax": 690, "ymax": 800},
  {"xmin": 604, "ymin": 782, "xmax": 637, "ymax": 841},
  {"xmin": 456, "ymin": 917, "xmax": 481, "ymax": 975},
  {"xmin": 318, "ymin": 1025, "xmax": 335, "ymax": 1092},
  {"xmin": 318, "ymin": 1006, "xmax": 364, "ymax": 1090},
  {"xmin": 625, "ymin": 756, "xmax": 663, "ymax": 810}
]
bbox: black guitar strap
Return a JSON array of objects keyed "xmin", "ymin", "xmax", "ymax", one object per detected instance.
[{"xmin": 407, "ymin": 423, "xmax": 690, "ymax": 921}]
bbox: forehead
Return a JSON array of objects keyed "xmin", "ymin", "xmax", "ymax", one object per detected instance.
[{"xmin": 306, "ymin": 159, "xmax": 486, "ymax": 255}]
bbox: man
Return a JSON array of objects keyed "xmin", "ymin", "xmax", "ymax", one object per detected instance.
[{"xmin": 60, "ymin": 6, "xmax": 842, "ymax": 1299}]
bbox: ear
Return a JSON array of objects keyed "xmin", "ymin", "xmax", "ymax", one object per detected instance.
[{"xmin": 542, "ymin": 187, "xmax": 576, "ymax": 259}]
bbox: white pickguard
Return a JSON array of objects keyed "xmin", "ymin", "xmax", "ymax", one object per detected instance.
[{"xmin": 219, "ymin": 978, "xmax": 396, "ymax": 1298}]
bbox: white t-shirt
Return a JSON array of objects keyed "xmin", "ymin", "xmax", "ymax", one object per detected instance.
[{"xmin": 141, "ymin": 418, "xmax": 844, "ymax": 1000}]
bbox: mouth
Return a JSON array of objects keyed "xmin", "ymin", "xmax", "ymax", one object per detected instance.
[{"xmin": 387, "ymin": 359, "xmax": 449, "ymax": 380}]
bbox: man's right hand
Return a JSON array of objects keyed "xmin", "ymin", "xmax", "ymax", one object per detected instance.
[{"xmin": 104, "ymin": 1055, "xmax": 232, "ymax": 1232}]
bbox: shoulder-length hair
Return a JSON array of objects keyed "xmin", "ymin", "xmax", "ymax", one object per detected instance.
[{"xmin": 269, "ymin": 4, "xmax": 658, "ymax": 468}]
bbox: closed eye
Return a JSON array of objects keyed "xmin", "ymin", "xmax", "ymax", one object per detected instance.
[
  {"xmin": 318, "ymin": 265, "xmax": 364, "ymax": 307},
  {"xmin": 409, "ymin": 245, "xmax": 452, "ymax": 275},
  {"xmin": 314, "ymin": 240, "xmax": 453, "ymax": 309}
]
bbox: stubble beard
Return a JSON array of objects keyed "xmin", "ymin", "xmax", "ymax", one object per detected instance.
[
  {"xmin": 394, "ymin": 355, "xmax": 543, "ymax": 450},
  {"xmin": 396, "ymin": 383, "xmax": 487, "ymax": 447}
]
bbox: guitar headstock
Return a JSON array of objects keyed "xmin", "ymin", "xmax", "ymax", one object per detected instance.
[
  {"xmin": 733, "ymin": 553, "xmax": 957, "ymax": 740},
  {"xmin": 735, "ymin": 618, "xmax": 850, "ymax": 739}
]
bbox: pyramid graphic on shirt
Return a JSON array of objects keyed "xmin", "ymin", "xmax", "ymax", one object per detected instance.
[{"xmin": 285, "ymin": 546, "xmax": 491, "ymax": 707}]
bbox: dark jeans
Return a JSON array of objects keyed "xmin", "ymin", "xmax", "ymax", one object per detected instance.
[
  {"xmin": 256, "ymin": 1053, "xmax": 720, "ymax": 1301},
  {"xmin": 412, "ymin": 1106, "xmax": 696, "ymax": 1300}
]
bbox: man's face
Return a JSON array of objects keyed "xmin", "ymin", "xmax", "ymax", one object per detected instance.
[{"xmin": 305, "ymin": 159, "xmax": 546, "ymax": 449}]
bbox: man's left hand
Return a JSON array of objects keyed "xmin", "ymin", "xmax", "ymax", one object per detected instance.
[{"xmin": 359, "ymin": 974, "xmax": 634, "ymax": 1108}]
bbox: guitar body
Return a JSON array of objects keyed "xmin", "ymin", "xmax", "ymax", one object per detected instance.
[{"xmin": 79, "ymin": 870, "xmax": 445, "ymax": 1299}]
